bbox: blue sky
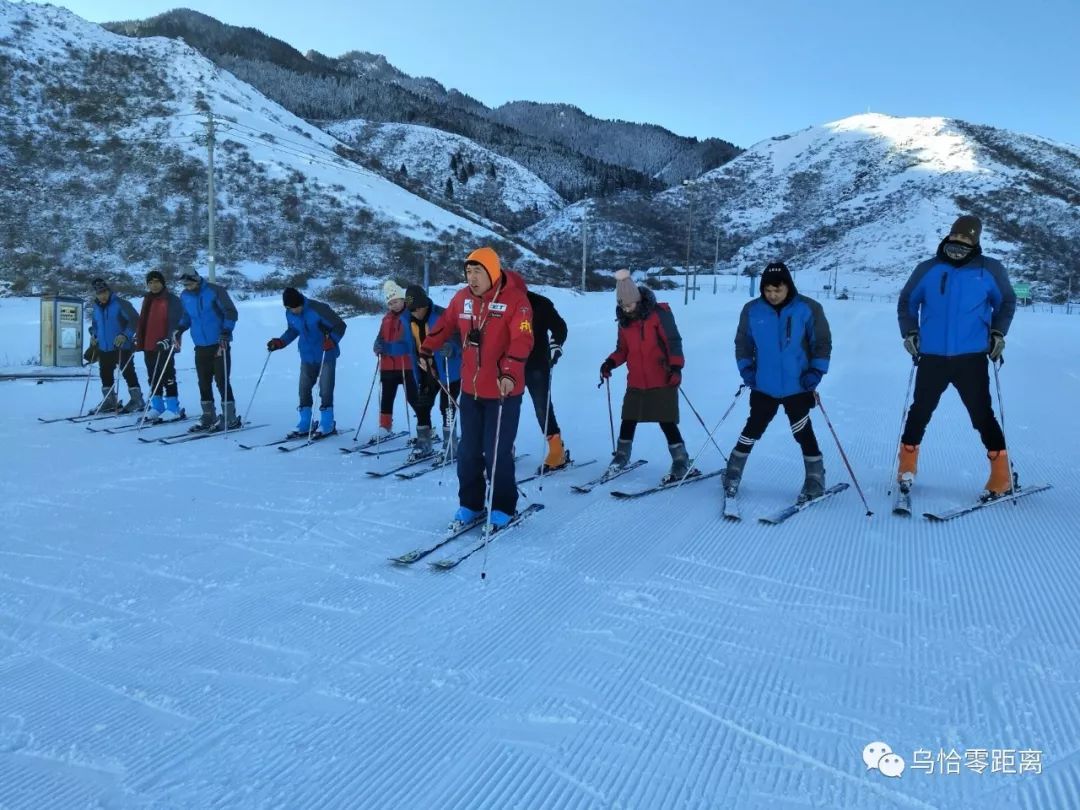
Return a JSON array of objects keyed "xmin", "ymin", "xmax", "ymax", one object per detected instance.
[{"xmin": 40, "ymin": 0, "xmax": 1080, "ymax": 148}]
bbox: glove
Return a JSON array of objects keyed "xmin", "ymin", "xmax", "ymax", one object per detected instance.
[
  {"xmin": 218, "ymin": 332, "xmax": 231, "ymax": 351},
  {"xmin": 417, "ymin": 376, "xmax": 437, "ymax": 409},
  {"xmin": 156, "ymin": 338, "xmax": 171, "ymax": 352},
  {"xmin": 667, "ymin": 365, "xmax": 682, "ymax": 387},
  {"xmin": 171, "ymin": 331, "xmax": 182, "ymax": 352},
  {"xmin": 550, "ymin": 343, "xmax": 563, "ymax": 368},
  {"xmin": 267, "ymin": 338, "xmax": 285, "ymax": 351},
  {"xmin": 373, "ymin": 337, "xmax": 385, "ymax": 355},
  {"xmin": 113, "ymin": 334, "xmax": 127, "ymax": 348},
  {"xmin": 89, "ymin": 337, "xmax": 98, "ymax": 348},
  {"xmin": 988, "ymin": 330, "xmax": 1005, "ymax": 361},
  {"xmin": 322, "ymin": 335, "xmax": 335, "ymax": 351},
  {"xmin": 740, "ymin": 365, "xmax": 756, "ymax": 387},
  {"xmin": 83, "ymin": 345, "xmax": 98, "ymax": 363},
  {"xmin": 600, "ymin": 359, "xmax": 615, "ymax": 380},
  {"xmin": 438, "ymin": 343, "xmax": 455, "ymax": 359},
  {"xmin": 497, "ymin": 376, "xmax": 515, "ymax": 397},
  {"xmin": 903, "ymin": 331, "xmax": 920, "ymax": 358},
  {"xmin": 800, "ymin": 368, "xmax": 823, "ymax": 391},
  {"xmin": 417, "ymin": 350, "xmax": 434, "ymax": 372}
]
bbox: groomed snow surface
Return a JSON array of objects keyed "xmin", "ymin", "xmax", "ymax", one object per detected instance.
[{"xmin": 2, "ymin": 285, "xmax": 1079, "ymax": 809}]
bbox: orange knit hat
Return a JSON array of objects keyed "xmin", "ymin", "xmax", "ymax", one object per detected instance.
[{"xmin": 464, "ymin": 246, "xmax": 502, "ymax": 286}]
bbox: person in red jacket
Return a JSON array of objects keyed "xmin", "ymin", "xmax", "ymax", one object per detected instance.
[
  {"xmin": 420, "ymin": 247, "xmax": 533, "ymax": 530},
  {"xmin": 600, "ymin": 269, "xmax": 693, "ymax": 484},
  {"xmin": 371, "ymin": 279, "xmax": 417, "ymax": 441},
  {"xmin": 135, "ymin": 270, "xmax": 185, "ymax": 422}
]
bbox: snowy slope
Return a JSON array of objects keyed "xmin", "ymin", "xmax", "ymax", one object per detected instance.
[
  {"xmin": 526, "ymin": 113, "xmax": 1080, "ymax": 296},
  {"xmin": 327, "ymin": 119, "xmax": 565, "ymax": 221},
  {"xmin": 2, "ymin": 284, "xmax": 1079, "ymax": 808},
  {"xmin": 0, "ymin": 1, "xmax": 549, "ymax": 284}
]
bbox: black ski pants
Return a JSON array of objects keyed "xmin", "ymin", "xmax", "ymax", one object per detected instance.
[
  {"xmin": 194, "ymin": 344, "xmax": 235, "ymax": 405},
  {"xmin": 99, "ymin": 349, "xmax": 139, "ymax": 390},
  {"xmin": 415, "ymin": 376, "xmax": 460, "ymax": 430},
  {"xmin": 734, "ymin": 390, "xmax": 821, "ymax": 456},
  {"xmin": 619, "ymin": 420, "xmax": 683, "ymax": 444},
  {"xmin": 143, "ymin": 349, "xmax": 178, "ymax": 398},
  {"xmin": 901, "ymin": 353, "xmax": 1005, "ymax": 451},
  {"xmin": 525, "ymin": 365, "xmax": 561, "ymax": 437},
  {"xmin": 380, "ymin": 369, "xmax": 418, "ymax": 417}
]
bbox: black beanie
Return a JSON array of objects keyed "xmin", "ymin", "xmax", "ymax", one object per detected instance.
[
  {"xmin": 404, "ymin": 284, "xmax": 431, "ymax": 311},
  {"xmin": 759, "ymin": 261, "xmax": 795, "ymax": 294},
  {"xmin": 146, "ymin": 270, "xmax": 165, "ymax": 285},
  {"xmin": 91, "ymin": 278, "xmax": 109, "ymax": 293},
  {"xmin": 950, "ymin": 215, "xmax": 982, "ymax": 244},
  {"xmin": 282, "ymin": 287, "xmax": 303, "ymax": 308}
]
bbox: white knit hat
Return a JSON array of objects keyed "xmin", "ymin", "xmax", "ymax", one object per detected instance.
[{"xmin": 382, "ymin": 279, "xmax": 406, "ymax": 303}]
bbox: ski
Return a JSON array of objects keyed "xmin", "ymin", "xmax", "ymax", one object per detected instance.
[
  {"xmin": 923, "ymin": 484, "xmax": 1052, "ymax": 522},
  {"xmin": 722, "ymin": 484, "xmax": 742, "ymax": 521},
  {"xmin": 277, "ymin": 428, "xmax": 346, "ymax": 453},
  {"xmin": 353, "ymin": 433, "xmax": 443, "ymax": 456},
  {"xmin": 389, "ymin": 514, "xmax": 488, "ymax": 565},
  {"xmin": 570, "ymin": 459, "xmax": 649, "ymax": 494},
  {"xmin": 892, "ymin": 484, "xmax": 913, "ymax": 517},
  {"xmin": 38, "ymin": 411, "xmax": 121, "ymax": 424},
  {"xmin": 155, "ymin": 423, "xmax": 269, "ymax": 445},
  {"xmin": 339, "ymin": 431, "xmax": 410, "ymax": 454},
  {"xmin": 396, "ymin": 452, "xmax": 525, "ymax": 481},
  {"xmin": 429, "ymin": 503, "xmax": 546, "ymax": 571},
  {"xmin": 516, "ymin": 458, "xmax": 597, "ymax": 485},
  {"xmin": 94, "ymin": 413, "xmax": 188, "ymax": 433},
  {"xmin": 758, "ymin": 483, "xmax": 850, "ymax": 525},
  {"xmin": 610, "ymin": 468, "xmax": 724, "ymax": 500},
  {"xmin": 365, "ymin": 450, "xmax": 441, "ymax": 477}
]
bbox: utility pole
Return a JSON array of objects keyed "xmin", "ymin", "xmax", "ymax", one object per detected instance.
[
  {"xmin": 205, "ymin": 109, "xmax": 217, "ymax": 283},
  {"xmin": 581, "ymin": 209, "xmax": 588, "ymax": 293},
  {"xmin": 683, "ymin": 180, "xmax": 694, "ymax": 305},
  {"xmin": 423, "ymin": 254, "xmax": 430, "ymax": 291},
  {"xmin": 713, "ymin": 228, "xmax": 720, "ymax": 294}
]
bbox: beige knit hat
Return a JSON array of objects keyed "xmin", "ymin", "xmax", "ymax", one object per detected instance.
[
  {"xmin": 382, "ymin": 279, "xmax": 406, "ymax": 304},
  {"xmin": 614, "ymin": 269, "xmax": 641, "ymax": 307}
]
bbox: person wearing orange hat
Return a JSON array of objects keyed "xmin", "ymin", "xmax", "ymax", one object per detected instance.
[{"xmin": 419, "ymin": 247, "xmax": 534, "ymax": 531}]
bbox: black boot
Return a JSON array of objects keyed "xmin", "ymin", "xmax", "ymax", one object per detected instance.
[
  {"xmin": 189, "ymin": 400, "xmax": 216, "ymax": 432},
  {"xmin": 797, "ymin": 455, "xmax": 826, "ymax": 504},
  {"xmin": 724, "ymin": 450, "xmax": 749, "ymax": 497}
]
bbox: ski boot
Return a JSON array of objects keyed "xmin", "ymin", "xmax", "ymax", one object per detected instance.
[
  {"xmin": 96, "ymin": 385, "xmax": 119, "ymax": 413},
  {"xmin": 121, "ymin": 386, "xmax": 145, "ymax": 414},
  {"xmin": 660, "ymin": 442, "xmax": 697, "ymax": 485},
  {"xmin": 449, "ymin": 505, "xmax": 485, "ymax": 533},
  {"xmin": 724, "ymin": 450, "xmax": 748, "ymax": 497},
  {"xmin": 606, "ymin": 439, "xmax": 633, "ymax": 476},
  {"xmin": 897, "ymin": 443, "xmax": 919, "ymax": 492},
  {"xmin": 797, "ymin": 455, "xmax": 826, "ymax": 504},
  {"xmin": 982, "ymin": 450, "xmax": 1012, "ymax": 500},
  {"xmin": 146, "ymin": 395, "xmax": 165, "ymax": 422},
  {"xmin": 290, "ymin": 406, "xmax": 312, "ymax": 438},
  {"xmin": 489, "ymin": 509, "xmax": 514, "ymax": 531},
  {"xmin": 538, "ymin": 433, "xmax": 569, "ymax": 474},
  {"xmin": 406, "ymin": 426, "xmax": 435, "ymax": 462},
  {"xmin": 369, "ymin": 413, "xmax": 395, "ymax": 444},
  {"xmin": 214, "ymin": 401, "xmax": 241, "ymax": 431},
  {"xmin": 189, "ymin": 400, "xmax": 216, "ymax": 432},
  {"xmin": 317, "ymin": 407, "xmax": 336, "ymax": 436},
  {"xmin": 161, "ymin": 396, "xmax": 183, "ymax": 422}
]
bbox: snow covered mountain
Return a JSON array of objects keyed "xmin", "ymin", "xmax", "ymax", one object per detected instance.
[
  {"xmin": 528, "ymin": 114, "xmax": 1080, "ymax": 298},
  {"xmin": 0, "ymin": 1, "xmax": 555, "ymax": 294},
  {"xmin": 326, "ymin": 119, "xmax": 565, "ymax": 231}
]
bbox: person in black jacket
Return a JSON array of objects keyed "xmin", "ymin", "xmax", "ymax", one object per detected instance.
[{"xmin": 525, "ymin": 291, "xmax": 571, "ymax": 472}]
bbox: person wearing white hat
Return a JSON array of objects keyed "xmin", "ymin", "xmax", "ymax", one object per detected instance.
[{"xmin": 370, "ymin": 279, "xmax": 418, "ymax": 441}]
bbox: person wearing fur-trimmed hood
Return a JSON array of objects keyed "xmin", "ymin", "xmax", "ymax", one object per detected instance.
[{"xmin": 599, "ymin": 269, "xmax": 691, "ymax": 485}]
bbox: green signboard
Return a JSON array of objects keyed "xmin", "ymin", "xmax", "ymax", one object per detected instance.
[{"xmin": 1013, "ymin": 283, "xmax": 1031, "ymax": 300}]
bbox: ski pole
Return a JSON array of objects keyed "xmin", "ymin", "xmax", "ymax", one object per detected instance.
[
  {"xmin": 352, "ymin": 357, "xmax": 380, "ymax": 442},
  {"xmin": 240, "ymin": 350, "xmax": 272, "ymax": 432},
  {"xmin": 78, "ymin": 354, "xmax": 96, "ymax": 417},
  {"xmin": 537, "ymin": 367, "xmax": 554, "ymax": 488},
  {"xmin": 222, "ymin": 342, "xmax": 231, "ymax": 439},
  {"xmin": 679, "ymin": 387, "xmax": 730, "ymax": 464},
  {"xmin": 402, "ymin": 365, "xmax": 412, "ymax": 435},
  {"xmin": 479, "ymin": 396, "xmax": 506, "ymax": 581},
  {"xmin": 991, "ymin": 358, "xmax": 1017, "ymax": 497},
  {"xmin": 598, "ymin": 377, "xmax": 615, "ymax": 455},
  {"xmin": 92, "ymin": 351, "xmax": 136, "ymax": 416},
  {"xmin": 887, "ymin": 358, "xmax": 918, "ymax": 495},
  {"xmin": 137, "ymin": 348, "xmax": 166, "ymax": 431},
  {"xmin": 310, "ymin": 348, "xmax": 328, "ymax": 442},
  {"xmin": 814, "ymin": 391, "xmax": 873, "ymax": 516},
  {"xmin": 673, "ymin": 384, "xmax": 745, "ymax": 492}
]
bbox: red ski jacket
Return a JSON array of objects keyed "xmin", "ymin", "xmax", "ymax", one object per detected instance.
[
  {"xmin": 421, "ymin": 269, "xmax": 533, "ymax": 398},
  {"xmin": 377, "ymin": 310, "xmax": 412, "ymax": 372},
  {"xmin": 607, "ymin": 286, "xmax": 684, "ymax": 389}
]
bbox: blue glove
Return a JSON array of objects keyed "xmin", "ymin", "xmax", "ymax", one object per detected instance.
[
  {"xmin": 373, "ymin": 337, "xmax": 386, "ymax": 355},
  {"xmin": 800, "ymin": 368, "xmax": 823, "ymax": 391},
  {"xmin": 740, "ymin": 365, "xmax": 756, "ymax": 387}
]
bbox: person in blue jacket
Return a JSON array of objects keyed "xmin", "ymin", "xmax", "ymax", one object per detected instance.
[
  {"xmin": 896, "ymin": 215, "xmax": 1017, "ymax": 497},
  {"xmin": 88, "ymin": 278, "xmax": 144, "ymax": 413},
  {"xmin": 173, "ymin": 270, "xmax": 240, "ymax": 432},
  {"xmin": 267, "ymin": 287, "xmax": 348, "ymax": 436},
  {"xmin": 725, "ymin": 262, "xmax": 832, "ymax": 503},
  {"xmin": 401, "ymin": 284, "xmax": 461, "ymax": 462}
]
